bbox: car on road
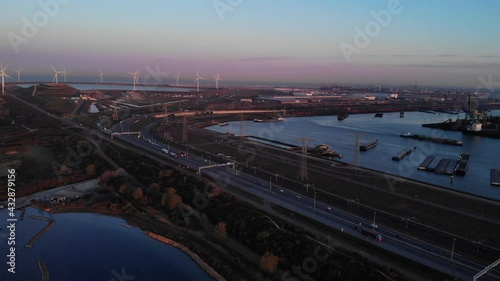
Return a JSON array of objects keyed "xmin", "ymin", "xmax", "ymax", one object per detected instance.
[
  {"xmin": 326, "ymin": 206, "xmax": 332, "ymax": 211},
  {"xmin": 279, "ymin": 189, "xmax": 284, "ymax": 193},
  {"xmin": 296, "ymin": 195, "xmax": 301, "ymax": 199}
]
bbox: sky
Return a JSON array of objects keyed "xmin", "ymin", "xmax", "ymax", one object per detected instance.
[{"xmin": 0, "ymin": 0, "xmax": 499, "ymax": 88}]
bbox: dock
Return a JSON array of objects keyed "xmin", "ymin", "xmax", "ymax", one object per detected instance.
[
  {"xmin": 418, "ymin": 155, "xmax": 435, "ymax": 170},
  {"xmin": 434, "ymin": 159, "xmax": 450, "ymax": 174},
  {"xmin": 392, "ymin": 148, "xmax": 412, "ymax": 161},
  {"xmin": 491, "ymin": 169, "xmax": 500, "ymax": 186},
  {"xmin": 359, "ymin": 139, "xmax": 378, "ymax": 151},
  {"xmin": 455, "ymin": 152, "xmax": 471, "ymax": 176},
  {"xmin": 444, "ymin": 159, "xmax": 459, "ymax": 175}
]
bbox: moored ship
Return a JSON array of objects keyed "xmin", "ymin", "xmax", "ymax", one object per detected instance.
[{"xmin": 254, "ymin": 116, "xmax": 284, "ymax": 122}]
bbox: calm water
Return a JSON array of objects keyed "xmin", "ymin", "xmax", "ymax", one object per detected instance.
[
  {"xmin": 0, "ymin": 208, "xmax": 214, "ymax": 281},
  {"xmin": 208, "ymin": 110, "xmax": 500, "ymax": 200}
]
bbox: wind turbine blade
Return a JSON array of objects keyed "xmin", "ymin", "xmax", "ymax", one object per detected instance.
[
  {"xmin": 127, "ymin": 72, "xmax": 134, "ymax": 75},
  {"xmin": 51, "ymin": 65, "xmax": 57, "ymax": 72},
  {"xmin": 5, "ymin": 74, "xmax": 13, "ymax": 79}
]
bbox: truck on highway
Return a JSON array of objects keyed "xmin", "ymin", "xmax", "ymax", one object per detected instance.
[
  {"xmin": 169, "ymin": 152, "xmax": 177, "ymax": 158},
  {"xmin": 361, "ymin": 228, "xmax": 382, "ymax": 241},
  {"xmin": 161, "ymin": 148, "xmax": 168, "ymax": 154}
]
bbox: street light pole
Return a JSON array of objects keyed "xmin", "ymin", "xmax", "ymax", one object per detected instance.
[
  {"xmin": 314, "ymin": 191, "xmax": 317, "ymax": 208},
  {"xmin": 269, "ymin": 176, "xmax": 272, "ymax": 191},
  {"xmin": 451, "ymin": 238, "xmax": 456, "ymax": 260},
  {"xmin": 373, "ymin": 212, "xmax": 377, "ymax": 230}
]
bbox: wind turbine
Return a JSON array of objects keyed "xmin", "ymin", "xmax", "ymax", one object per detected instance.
[
  {"xmin": 62, "ymin": 68, "xmax": 69, "ymax": 83},
  {"xmin": 98, "ymin": 70, "xmax": 105, "ymax": 83},
  {"xmin": 15, "ymin": 68, "xmax": 23, "ymax": 82},
  {"xmin": 214, "ymin": 72, "xmax": 222, "ymax": 90},
  {"xmin": 126, "ymin": 69, "xmax": 140, "ymax": 90},
  {"xmin": 194, "ymin": 70, "xmax": 204, "ymax": 93},
  {"xmin": 174, "ymin": 73, "xmax": 180, "ymax": 86},
  {"xmin": 0, "ymin": 64, "xmax": 13, "ymax": 94},
  {"xmin": 50, "ymin": 65, "xmax": 62, "ymax": 84}
]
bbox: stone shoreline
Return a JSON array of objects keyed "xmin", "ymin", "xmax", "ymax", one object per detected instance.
[{"xmin": 145, "ymin": 231, "xmax": 226, "ymax": 281}]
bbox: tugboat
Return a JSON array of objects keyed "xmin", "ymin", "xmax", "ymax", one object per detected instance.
[
  {"xmin": 374, "ymin": 113, "xmax": 383, "ymax": 118},
  {"xmin": 338, "ymin": 113, "xmax": 349, "ymax": 121},
  {"xmin": 400, "ymin": 112, "xmax": 404, "ymax": 118}
]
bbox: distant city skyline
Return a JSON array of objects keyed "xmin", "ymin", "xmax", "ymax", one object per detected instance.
[{"xmin": 1, "ymin": 0, "xmax": 499, "ymax": 88}]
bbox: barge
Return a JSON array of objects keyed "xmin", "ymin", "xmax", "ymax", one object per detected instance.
[
  {"xmin": 392, "ymin": 147, "xmax": 412, "ymax": 161},
  {"xmin": 491, "ymin": 169, "xmax": 500, "ymax": 186},
  {"xmin": 444, "ymin": 159, "xmax": 459, "ymax": 175},
  {"xmin": 434, "ymin": 159, "xmax": 450, "ymax": 174},
  {"xmin": 359, "ymin": 139, "xmax": 378, "ymax": 151},
  {"xmin": 400, "ymin": 133, "xmax": 463, "ymax": 146},
  {"xmin": 455, "ymin": 152, "xmax": 471, "ymax": 175},
  {"xmin": 418, "ymin": 155, "xmax": 435, "ymax": 170}
]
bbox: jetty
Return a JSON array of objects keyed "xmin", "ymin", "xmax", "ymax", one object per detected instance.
[
  {"xmin": 25, "ymin": 216, "xmax": 55, "ymax": 248},
  {"xmin": 19, "ymin": 208, "xmax": 26, "ymax": 220},
  {"xmin": 38, "ymin": 259, "xmax": 50, "ymax": 281}
]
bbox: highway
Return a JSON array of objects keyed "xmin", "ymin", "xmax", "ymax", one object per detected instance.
[
  {"xmin": 8, "ymin": 93, "xmax": 498, "ymax": 281},
  {"xmin": 110, "ymin": 115, "xmax": 500, "ymax": 281}
]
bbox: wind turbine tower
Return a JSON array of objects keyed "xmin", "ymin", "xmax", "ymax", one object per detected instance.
[
  {"xmin": 50, "ymin": 65, "xmax": 62, "ymax": 84},
  {"xmin": 214, "ymin": 72, "xmax": 222, "ymax": 90},
  {"xmin": 0, "ymin": 64, "xmax": 13, "ymax": 94},
  {"xmin": 174, "ymin": 73, "xmax": 180, "ymax": 86},
  {"xmin": 194, "ymin": 70, "xmax": 204, "ymax": 93},
  {"xmin": 15, "ymin": 68, "xmax": 23, "ymax": 82},
  {"xmin": 127, "ymin": 69, "xmax": 140, "ymax": 90},
  {"xmin": 62, "ymin": 68, "xmax": 69, "ymax": 83},
  {"xmin": 98, "ymin": 70, "xmax": 105, "ymax": 83}
]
